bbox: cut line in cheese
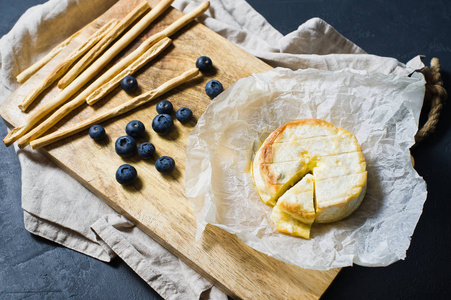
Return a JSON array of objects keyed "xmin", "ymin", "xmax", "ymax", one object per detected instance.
[{"xmin": 252, "ymin": 119, "xmax": 367, "ymax": 239}]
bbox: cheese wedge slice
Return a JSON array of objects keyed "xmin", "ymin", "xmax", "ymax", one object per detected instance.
[
  {"xmin": 252, "ymin": 119, "xmax": 367, "ymax": 238},
  {"xmin": 270, "ymin": 174, "xmax": 315, "ymax": 239}
]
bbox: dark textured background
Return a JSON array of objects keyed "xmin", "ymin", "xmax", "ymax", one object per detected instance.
[{"xmin": 1, "ymin": 0, "xmax": 450, "ymax": 299}]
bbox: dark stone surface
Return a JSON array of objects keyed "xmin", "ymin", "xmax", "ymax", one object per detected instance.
[{"xmin": 1, "ymin": 0, "xmax": 450, "ymax": 299}]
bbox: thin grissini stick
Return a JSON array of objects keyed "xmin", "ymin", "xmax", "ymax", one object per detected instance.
[
  {"xmin": 18, "ymin": 19, "xmax": 120, "ymax": 112},
  {"xmin": 86, "ymin": 37, "xmax": 172, "ymax": 104},
  {"xmin": 158, "ymin": 1, "xmax": 210, "ymax": 37},
  {"xmin": 16, "ymin": 37, "xmax": 172, "ymax": 148},
  {"xmin": 58, "ymin": 1, "xmax": 150, "ymax": 89},
  {"xmin": 30, "ymin": 68, "xmax": 199, "ymax": 149},
  {"xmin": 3, "ymin": 0, "xmax": 174, "ymax": 147},
  {"xmin": 86, "ymin": 0, "xmax": 211, "ymax": 106},
  {"xmin": 15, "ymin": 25, "xmax": 85, "ymax": 84}
]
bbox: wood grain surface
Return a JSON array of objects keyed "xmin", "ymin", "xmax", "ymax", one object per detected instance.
[{"xmin": 0, "ymin": 0, "xmax": 340, "ymax": 298}]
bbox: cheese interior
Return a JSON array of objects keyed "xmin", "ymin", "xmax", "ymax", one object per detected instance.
[
  {"xmin": 257, "ymin": 156, "xmax": 317, "ymax": 207},
  {"xmin": 252, "ymin": 119, "xmax": 367, "ymax": 239}
]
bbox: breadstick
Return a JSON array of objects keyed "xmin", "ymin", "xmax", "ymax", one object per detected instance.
[
  {"xmin": 58, "ymin": 1, "xmax": 150, "ymax": 89},
  {"xmin": 87, "ymin": 1, "xmax": 211, "ymax": 106},
  {"xmin": 159, "ymin": 0, "xmax": 210, "ymax": 37},
  {"xmin": 16, "ymin": 34, "xmax": 79, "ymax": 84},
  {"xmin": 86, "ymin": 37, "xmax": 172, "ymax": 104},
  {"xmin": 30, "ymin": 68, "xmax": 199, "ymax": 149},
  {"xmin": 16, "ymin": 37, "xmax": 172, "ymax": 148},
  {"xmin": 3, "ymin": 0, "xmax": 174, "ymax": 147},
  {"xmin": 18, "ymin": 19, "xmax": 119, "ymax": 112}
]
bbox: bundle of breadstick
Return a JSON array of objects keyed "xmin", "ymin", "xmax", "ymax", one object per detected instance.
[
  {"xmin": 18, "ymin": 19, "xmax": 120, "ymax": 112},
  {"xmin": 3, "ymin": 0, "xmax": 210, "ymax": 149},
  {"xmin": 57, "ymin": 0, "xmax": 152, "ymax": 89}
]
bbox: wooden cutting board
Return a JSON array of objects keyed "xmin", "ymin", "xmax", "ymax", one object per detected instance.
[{"xmin": 0, "ymin": 0, "xmax": 340, "ymax": 298}]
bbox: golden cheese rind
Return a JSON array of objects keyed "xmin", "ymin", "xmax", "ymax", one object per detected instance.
[{"xmin": 273, "ymin": 119, "xmax": 339, "ymax": 143}]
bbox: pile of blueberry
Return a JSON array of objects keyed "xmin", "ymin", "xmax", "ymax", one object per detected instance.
[{"xmin": 89, "ymin": 99, "xmax": 193, "ymax": 185}]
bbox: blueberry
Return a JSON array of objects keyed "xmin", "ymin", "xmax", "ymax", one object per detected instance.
[
  {"xmin": 205, "ymin": 80, "xmax": 223, "ymax": 98},
  {"xmin": 156, "ymin": 100, "xmax": 173, "ymax": 114},
  {"xmin": 125, "ymin": 120, "xmax": 145, "ymax": 138},
  {"xmin": 196, "ymin": 56, "xmax": 213, "ymax": 72},
  {"xmin": 155, "ymin": 156, "xmax": 175, "ymax": 174},
  {"xmin": 115, "ymin": 135, "xmax": 137, "ymax": 157},
  {"xmin": 121, "ymin": 76, "xmax": 138, "ymax": 93},
  {"xmin": 152, "ymin": 114, "xmax": 174, "ymax": 136},
  {"xmin": 138, "ymin": 142, "xmax": 155, "ymax": 159},
  {"xmin": 116, "ymin": 164, "xmax": 137, "ymax": 185},
  {"xmin": 176, "ymin": 107, "xmax": 193, "ymax": 123},
  {"xmin": 89, "ymin": 125, "xmax": 106, "ymax": 141}
]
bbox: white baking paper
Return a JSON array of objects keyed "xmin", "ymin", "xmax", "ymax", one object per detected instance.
[{"xmin": 185, "ymin": 67, "xmax": 427, "ymax": 270}]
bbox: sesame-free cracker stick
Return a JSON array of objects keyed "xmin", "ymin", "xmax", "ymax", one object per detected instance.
[{"xmin": 15, "ymin": 26, "xmax": 85, "ymax": 84}]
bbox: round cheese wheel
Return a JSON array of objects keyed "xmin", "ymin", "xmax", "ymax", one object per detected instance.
[{"xmin": 252, "ymin": 119, "xmax": 367, "ymax": 238}]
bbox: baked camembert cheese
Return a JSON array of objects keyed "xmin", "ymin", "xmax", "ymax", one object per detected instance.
[{"xmin": 252, "ymin": 119, "xmax": 367, "ymax": 239}]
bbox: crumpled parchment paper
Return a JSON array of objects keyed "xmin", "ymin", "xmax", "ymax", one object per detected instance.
[{"xmin": 186, "ymin": 67, "xmax": 427, "ymax": 270}]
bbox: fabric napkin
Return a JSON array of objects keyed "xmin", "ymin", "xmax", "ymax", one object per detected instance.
[{"xmin": 0, "ymin": 0, "xmax": 425, "ymax": 299}]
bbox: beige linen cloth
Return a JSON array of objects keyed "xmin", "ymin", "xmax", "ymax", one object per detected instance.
[{"xmin": 0, "ymin": 0, "xmax": 424, "ymax": 299}]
